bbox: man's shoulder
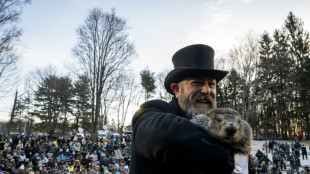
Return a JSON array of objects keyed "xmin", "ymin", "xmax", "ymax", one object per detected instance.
[
  {"xmin": 132, "ymin": 99, "xmax": 174, "ymax": 125},
  {"xmin": 137, "ymin": 100, "xmax": 173, "ymax": 112},
  {"xmin": 140, "ymin": 99, "xmax": 171, "ymax": 110}
]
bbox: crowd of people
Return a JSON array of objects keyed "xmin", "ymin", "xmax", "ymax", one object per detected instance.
[
  {"xmin": 255, "ymin": 139, "xmax": 310, "ymax": 174},
  {"xmin": 0, "ymin": 132, "xmax": 131, "ymax": 174},
  {"xmin": 1, "ymin": 132, "xmax": 310, "ymax": 174}
]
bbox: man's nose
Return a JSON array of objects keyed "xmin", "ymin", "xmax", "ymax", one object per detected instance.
[{"xmin": 201, "ymin": 84, "xmax": 210, "ymax": 94}]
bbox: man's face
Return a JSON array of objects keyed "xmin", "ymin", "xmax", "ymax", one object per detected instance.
[{"xmin": 171, "ymin": 76, "xmax": 217, "ymax": 114}]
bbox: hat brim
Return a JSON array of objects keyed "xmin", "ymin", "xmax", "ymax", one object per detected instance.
[{"xmin": 164, "ymin": 68, "xmax": 229, "ymax": 95}]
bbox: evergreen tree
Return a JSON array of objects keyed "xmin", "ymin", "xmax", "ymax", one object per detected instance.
[
  {"xmin": 140, "ymin": 68, "xmax": 156, "ymax": 101},
  {"xmin": 72, "ymin": 75, "xmax": 92, "ymax": 131},
  {"xmin": 254, "ymin": 12, "xmax": 310, "ymax": 139},
  {"xmin": 219, "ymin": 68, "xmax": 243, "ymax": 109},
  {"xmin": 283, "ymin": 12, "xmax": 310, "ymax": 138},
  {"xmin": 34, "ymin": 75, "xmax": 74, "ymax": 135}
]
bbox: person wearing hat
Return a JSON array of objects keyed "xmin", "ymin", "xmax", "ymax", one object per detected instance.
[{"xmin": 130, "ymin": 44, "xmax": 236, "ymax": 174}]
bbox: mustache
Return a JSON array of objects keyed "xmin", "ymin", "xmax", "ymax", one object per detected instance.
[{"xmin": 194, "ymin": 95, "xmax": 214, "ymax": 103}]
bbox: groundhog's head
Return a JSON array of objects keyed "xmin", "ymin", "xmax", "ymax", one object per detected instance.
[{"xmin": 206, "ymin": 108, "xmax": 242, "ymax": 143}]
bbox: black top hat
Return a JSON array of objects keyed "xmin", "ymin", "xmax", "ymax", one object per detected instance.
[{"xmin": 164, "ymin": 44, "xmax": 229, "ymax": 95}]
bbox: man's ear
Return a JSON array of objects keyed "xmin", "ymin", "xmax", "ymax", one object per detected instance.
[{"xmin": 170, "ymin": 83, "xmax": 180, "ymax": 98}]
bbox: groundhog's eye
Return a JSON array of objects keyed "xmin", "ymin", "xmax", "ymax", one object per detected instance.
[
  {"xmin": 215, "ymin": 117, "xmax": 222, "ymax": 122},
  {"xmin": 238, "ymin": 119, "xmax": 241, "ymax": 124}
]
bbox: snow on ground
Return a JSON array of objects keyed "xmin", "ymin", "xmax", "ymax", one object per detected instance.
[{"xmin": 251, "ymin": 140, "xmax": 310, "ymax": 173}]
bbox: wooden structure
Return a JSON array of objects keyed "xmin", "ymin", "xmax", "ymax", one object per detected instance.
[{"xmin": 256, "ymin": 122, "xmax": 276, "ymax": 140}]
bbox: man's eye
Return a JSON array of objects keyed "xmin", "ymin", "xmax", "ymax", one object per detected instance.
[{"xmin": 208, "ymin": 82, "xmax": 215, "ymax": 87}]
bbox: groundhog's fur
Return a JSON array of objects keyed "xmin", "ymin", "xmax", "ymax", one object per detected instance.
[{"xmin": 190, "ymin": 108, "xmax": 252, "ymax": 154}]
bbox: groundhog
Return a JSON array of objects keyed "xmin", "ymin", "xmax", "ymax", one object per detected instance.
[{"xmin": 190, "ymin": 108, "xmax": 252, "ymax": 154}]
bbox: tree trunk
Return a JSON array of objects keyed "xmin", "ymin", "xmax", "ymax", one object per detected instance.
[
  {"xmin": 92, "ymin": 92, "xmax": 102, "ymax": 142},
  {"xmin": 7, "ymin": 90, "xmax": 18, "ymax": 143}
]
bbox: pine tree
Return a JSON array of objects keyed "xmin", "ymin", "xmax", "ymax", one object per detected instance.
[
  {"xmin": 283, "ymin": 12, "xmax": 310, "ymax": 138},
  {"xmin": 140, "ymin": 68, "xmax": 156, "ymax": 101}
]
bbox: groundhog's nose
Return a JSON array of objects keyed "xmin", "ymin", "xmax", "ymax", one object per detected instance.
[{"xmin": 226, "ymin": 123, "xmax": 237, "ymax": 136}]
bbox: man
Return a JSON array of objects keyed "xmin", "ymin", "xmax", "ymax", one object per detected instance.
[
  {"xmin": 288, "ymin": 152, "xmax": 301, "ymax": 174},
  {"xmin": 294, "ymin": 140, "xmax": 301, "ymax": 157},
  {"xmin": 130, "ymin": 44, "xmax": 241, "ymax": 174},
  {"xmin": 270, "ymin": 164, "xmax": 280, "ymax": 174},
  {"xmin": 284, "ymin": 142, "xmax": 291, "ymax": 159},
  {"xmin": 269, "ymin": 139, "xmax": 275, "ymax": 154},
  {"xmin": 272, "ymin": 151, "xmax": 281, "ymax": 169},
  {"xmin": 19, "ymin": 151, "xmax": 26, "ymax": 162},
  {"xmin": 301, "ymin": 144, "xmax": 307, "ymax": 160},
  {"xmin": 256, "ymin": 149, "xmax": 264, "ymax": 161},
  {"xmin": 258, "ymin": 154, "xmax": 272, "ymax": 167}
]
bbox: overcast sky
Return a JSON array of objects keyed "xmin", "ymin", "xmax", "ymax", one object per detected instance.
[{"xmin": 1, "ymin": 0, "xmax": 310, "ymax": 122}]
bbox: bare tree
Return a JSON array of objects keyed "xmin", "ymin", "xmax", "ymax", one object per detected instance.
[
  {"xmin": 0, "ymin": 0, "xmax": 30, "ymax": 96},
  {"xmin": 227, "ymin": 31, "xmax": 260, "ymax": 121},
  {"xmin": 100, "ymin": 74, "xmax": 120, "ymax": 127},
  {"xmin": 72, "ymin": 8, "xmax": 136, "ymax": 140},
  {"xmin": 114, "ymin": 72, "xmax": 140, "ymax": 133},
  {"xmin": 155, "ymin": 68, "xmax": 172, "ymax": 102}
]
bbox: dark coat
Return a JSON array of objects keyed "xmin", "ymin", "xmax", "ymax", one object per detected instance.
[
  {"xmin": 255, "ymin": 150, "xmax": 264, "ymax": 161},
  {"xmin": 284, "ymin": 144, "xmax": 290, "ymax": 153},
  {"xmin": 288, "ymin": 155, "xmax": 301, "ymax": 167},
  {"xmin": 301, "ymin": 146, "xmax": 307, "ymax": 155},
  {"xmin": 129, "ymin": 97, "xmax": 235, "ymax": 174}
]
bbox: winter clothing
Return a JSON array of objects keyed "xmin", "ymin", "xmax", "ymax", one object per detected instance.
[
  {"xmin": 284, "ymin": 143, "xmax": 290, "ymax": 159},
  {"xmin": 255, "ymin": 150, "xmax": 264, "ymax": 161},
  {"xmin": 289, "ymin": 154, "xmax": 301, "ymax": 174},
  {"xmin": 301, "ymin": 145, "xmax": 307, "ymax": 160},
  {"xmin": 130, "ymin": 97, "xmax": 235, "ymax": 174},
  {"xmin": 269, "ymin": 140, "xmax": 275, "ymax": 154}
]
